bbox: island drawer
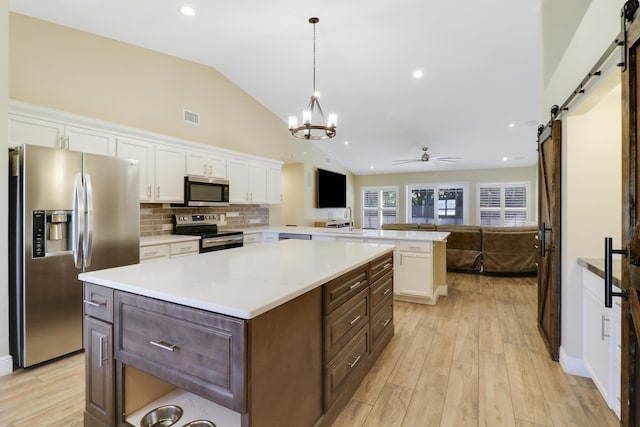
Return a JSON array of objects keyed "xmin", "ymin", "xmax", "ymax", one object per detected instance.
[
  {"xmin": 83, "ymin": 283, "xmax": 114, "ymax": 323},
  {"xmin": 370, "ymin": 269, "xmax": 393, "ymax": 314},
  {"xmin": 114, "ymin": 292, "xmax": 247, "ymax": 412},
  {"xmin": 169, "ymin": 240, "xmax": 199, "ymax": 257},
  {"xmin": 323, "ymin": 264, "xmax": 369, "ymax": 314},
  {"xmin": 369, "ymin": 252, "xmax": 394, "ymax": 283},
  {"xmin": 370, "ymin": 300, "xmax": 394, "ymax": 351},
  {"xmin": 324, "ymin": 287, "xmax": 369, "ymax": 361},
  {"xmin": 324, "ymin": 325, "xmax": 370, "ymax": 409}
]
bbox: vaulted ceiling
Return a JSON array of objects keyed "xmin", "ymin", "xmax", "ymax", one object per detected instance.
[{"xmin": 9, "ymin": 0, "xmax": 542, "ymax": 175}]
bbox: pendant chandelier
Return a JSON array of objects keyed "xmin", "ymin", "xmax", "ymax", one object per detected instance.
[{"xmin": 288, "ymin": 17, "xmax": 337, "ymax": 140}]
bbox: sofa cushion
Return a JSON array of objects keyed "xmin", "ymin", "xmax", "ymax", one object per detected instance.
[{"xmin": 481, "ymin": 226, "xmax": 537, "ymax": 274}]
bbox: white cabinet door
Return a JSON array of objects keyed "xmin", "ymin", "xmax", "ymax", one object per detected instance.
[
  {"xmin": 209, "ymin": 156, "xmax": 227, "ymax": 179},
  {"xmin": 395, "ymin": 251, "xmax": 433, "ymax": 298},
  {"xmin": 227, "ymin": 160, "xmax": 250, "ymax": 203},
  {"xmin": 66, "ymin": 126, "xmax": 115, "ymax": 156},
  {"xmin": 116, "ymin": 137, "xmax": 154, "ymax": 202},
  {"xmin": 583, "ymin": 289, "xmax": 611, "ymax": 400},
  {"xmin": 249, "ymin": 164, "xmax": 267, "ymax": 203},
  {"xmin": 267, "ymin": 167, "xmax": 281, "ymax": 204},
  {"xmin": 186, "ymin": 152, "xmax": 227, "ymax": 179},
  {"xmin": 154, "ymin": 144, "xmax": 185, "ymax": 202},
  {"xmin": 186, "ymin": 151, "xmax": 208, "ymax": 177},
  {"xmin": 9, "ymin": 115, "xmax": 64, "ymax": 148}
]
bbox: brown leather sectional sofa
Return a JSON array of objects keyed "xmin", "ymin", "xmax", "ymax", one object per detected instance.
[{"xmin": 382, "ymin": 223, "xmax": 538, "ymax": 275}]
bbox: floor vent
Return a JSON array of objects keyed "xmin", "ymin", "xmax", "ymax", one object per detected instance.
[{"xmin": 183, "ymin": 109, "xmax": 200, "ymax": 125}]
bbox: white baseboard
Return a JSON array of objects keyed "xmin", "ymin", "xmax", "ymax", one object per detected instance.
[
  {"xmin": 559, "ymin": 346, "xmax": 590, "ymax": 377},
  {"xmin": 0, "ymin": 355, "xmax": 14, "ymax": 376}
]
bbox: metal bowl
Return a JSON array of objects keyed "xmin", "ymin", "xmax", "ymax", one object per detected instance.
[
  {"xmin": 182, "ymin": 421, "xmax": 216, "ymax": 427},
  {"xmin": 140, "ymin": 405, "xmax": 183, "ymax": 427}
]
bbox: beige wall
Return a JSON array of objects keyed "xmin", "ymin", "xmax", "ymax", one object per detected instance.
[
  {"xmin": 1, "ymin": 0, "xmax": 9, "ymax": 374},
  {"xmin": 542, "ymin": 0, "xmax": 624, "ymax": 372},
  {"xmin": 354, "ymin": 167, "xmax": 537, "ymax": 227},
  {"xmin": 8, "ymin": 13, "xmax": 357, "ymax": 227}
]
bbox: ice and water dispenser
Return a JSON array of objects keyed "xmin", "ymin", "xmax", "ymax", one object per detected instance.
[{"xmin": 32, "ymin": 210, "xmax": 72, "ymax": 257}]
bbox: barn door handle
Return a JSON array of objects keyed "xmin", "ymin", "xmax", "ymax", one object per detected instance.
[
  {"xmin": 539, "ymin": 222, "xmax": 552, "ymax": 257},
  {"xmin": 604, "ymin": 237, "xmax": 629, "ymax": 308}
]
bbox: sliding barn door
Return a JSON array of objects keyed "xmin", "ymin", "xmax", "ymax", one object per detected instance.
[
  {"xmin": 537, "ymin": 120, "xmax": 561, "ymax": 361},
  {"xmin": 621, "ymin": 14, "xmax": 640, "ymax": 426}
]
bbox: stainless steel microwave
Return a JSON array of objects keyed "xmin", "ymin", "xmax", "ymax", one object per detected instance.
[{"xmin": 182, "ymin": 176, "xmax": 230, "ymax": 207}]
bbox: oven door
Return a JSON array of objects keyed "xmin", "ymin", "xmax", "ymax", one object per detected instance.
[
  {"xmin": 201, "ymin": 235, "xmax": 244, "ymax": 252},
  {"xmin": 184, "ymin": 176, "xmax": 229, "ymax": 207}
]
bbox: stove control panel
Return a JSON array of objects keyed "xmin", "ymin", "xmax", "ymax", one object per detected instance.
[{"xmin": 174, "ymin": 214, "xmax": 217, "ymax": 226}]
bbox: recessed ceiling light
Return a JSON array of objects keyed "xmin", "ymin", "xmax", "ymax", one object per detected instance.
[
  {"xmin": 180, "ymin": 5, "xmax": 195, "ymax": 16},
  {"xmin": 502, "ymin": 157, "xmax": 508, "ymax": 162},
  {"xmin": 508, "ymin": 123, "xmax": 515, "ymax": 128},
  {"xmin": 344, "ymin": 140, "xmax": 349, "ymax": 145},
  {"xmin": 413, "ymin": 70, "xmax": 424, "ymax": 79},
  {"xmin": 370, "ymin": 165, "xmax": 375, "ymax": 169}
]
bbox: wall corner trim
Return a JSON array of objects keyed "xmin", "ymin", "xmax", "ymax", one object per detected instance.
[{"xmin": 559, "ymin": 345, "xmax": 589, "ymax": 377}]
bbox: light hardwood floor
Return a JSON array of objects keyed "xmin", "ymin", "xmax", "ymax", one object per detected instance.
[{"xmin": 0, "ymin": 273, "xmax": 619, "ymax": 427}]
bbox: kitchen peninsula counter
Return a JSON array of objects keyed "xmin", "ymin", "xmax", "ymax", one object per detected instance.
[
  {"xmin": 79, "ymin": 240, "xmax": 396, "ymax": 427},
  {"xmin": 241, "ymin": 225, "xmax": 450, "ymax": 242}
]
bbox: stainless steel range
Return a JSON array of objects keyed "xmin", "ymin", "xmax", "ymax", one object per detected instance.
[{"xmin": 173, "ymin": 214, "xmax": 243, "ymax": 252}]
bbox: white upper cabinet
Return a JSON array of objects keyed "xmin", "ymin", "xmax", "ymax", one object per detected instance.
[
  {"xmin": 154, "ymin": 144, "xmax": 186, "ymax": 202},
  {"xmin": 227, "ymin": 160, "xmax": 277, "ymax": 204},
  {"xmin": 116, "ymin": 137, "xmax": 155, "ymax": 202},
  {"xmin": 116, "ymin": 137, "xmax": 185, "ymax": 203},
  {"xmin": 186, "ymin": 151, "xmax": 227, "ymax": 179},
  {"xmin": 9, "ymin": 115, "xmax": 115, "ymax": 156},
  {"xmin": 9, "ymin": 102, "xmax": 282, "ymax": 205},
  {"xmin": 227, "ymin": 160, "xmax": 250, "ymax": 203}
]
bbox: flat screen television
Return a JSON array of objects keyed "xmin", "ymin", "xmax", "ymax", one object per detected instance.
[{"xmin": 317, "ymin": 168, "xmax": 347, "ymax": 208}]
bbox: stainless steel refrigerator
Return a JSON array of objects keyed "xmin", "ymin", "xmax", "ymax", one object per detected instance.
[{"xmin": 9, "ymin": 144, "xmax": 140, "ymax": 367}]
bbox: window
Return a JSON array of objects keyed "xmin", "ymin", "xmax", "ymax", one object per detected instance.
[
  {"xmin": 407, "ymin": 184, "xmax": 468, "ymax": 225},
  {"xmin": 478, "ymin": 182, "xmax": 530, "ymax": 226},
  {"xmin": 362, "ymin": 187, "xmax": 398, "ymax": 229}
]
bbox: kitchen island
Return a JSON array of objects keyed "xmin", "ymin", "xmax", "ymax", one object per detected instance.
[
  {"xmin": 243, "ymin": 226, "xmax": 450, "ymax": 305},
  {"xmin": 79, "ymin": 239, "xmax": 395, "ymax": 427}
]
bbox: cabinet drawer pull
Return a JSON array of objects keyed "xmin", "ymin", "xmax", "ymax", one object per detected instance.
[
  {"xmin": 383, "ymin": 288, "xmax": 391, "ymax": 296},
  {"xmin": 348, "ymin": 315, "xmax": 361, "ymax": 325},
  {"xmin": 179, "ymin": 246, "xmax": 192, "ymax": 252},
  {"xmin": 615, "ymin": 301, "xmax": 622, "ymax": 308},
  {"xmin": 383, "ymin": 263, "xmax": 392, "ymax": 269},
  {"xmin": 149, "ymin": 340, "xmax": 178, "ymax": 352},
  {"xmin": 349, "ymin": 281, "xmax": 361, "ymax": 290},
  {"xmin": 601, "ymin": 315, "xmax": 610, "ymax": 340},
  {"xmin": 144, "ymin": 250, "xmax": 158, "ymax": 257},
  {"xmin": 382, "ymin": 319, "xmax": 391, "ymax": 327},
  {"xmin": 83, "ymin": 299, "xmax": 104, "ymax": 308},
  {"xmin": 348, "ymin": 355, "xmax": 361, "ymax": 368}
]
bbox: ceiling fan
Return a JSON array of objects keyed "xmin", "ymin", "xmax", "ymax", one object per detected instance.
[{"xmin": 393, "ymin": 147, "xmax": 463, "ymax": 165}]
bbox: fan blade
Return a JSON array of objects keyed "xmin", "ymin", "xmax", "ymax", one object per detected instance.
[
  {"xmin": 431, "ymin": 156, "xmax": 464, "ymax": 161},
  {"xmin": 434, "ymin": 159, "xmax": 457, "ymax": 164},
  {"xmin": 392, "ymin": 159, "xmax": 420, "ymax": 164}
]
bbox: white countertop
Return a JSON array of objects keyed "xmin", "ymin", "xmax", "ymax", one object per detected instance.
[
  {"xmin": 80, "ymin": 239, "xmax": 395, "ymax": 319},
  {"xmin": 235, "ymin": 226, "xmax": 449, "ymax": 242},
  {"xmin": 140, "ymin": 234, "xmax": 200, "ymax": 246}
]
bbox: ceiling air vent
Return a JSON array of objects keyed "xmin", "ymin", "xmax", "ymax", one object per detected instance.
[{"xmin": 183, "ymin": 109, "xmax": 200, "ymax": 125}]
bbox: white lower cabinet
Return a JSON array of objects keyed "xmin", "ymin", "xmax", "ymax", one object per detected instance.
[
  {"xmin": 582, "ymin": 267, "xmax": 621, "ymax": 417},
  {"xmin": 395, "ymin": 250, "xmax": 433, "ymax": 299},
  {"xmin": 140, "ymin": 240, "xmax": 199, "ymax": 263},
  {"xmin": 261, "ymin": 232, "xmax": 279, "ymax": 243}
]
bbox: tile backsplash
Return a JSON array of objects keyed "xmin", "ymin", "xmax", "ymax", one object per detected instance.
[{"xmin": 140, "ymin": 203, "xmax": 270, "ymax": 236}]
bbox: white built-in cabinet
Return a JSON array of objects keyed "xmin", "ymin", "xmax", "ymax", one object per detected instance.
[
  {"xmin": 394, "ymin": 241, "xmax": 433, "ymax": 300},
  {"xmin": 227, "ymin": 160, "xmax": 269, "ymax": 204},
  {"xmin": 9, "ymin": 114, "xmax": 115, "ymax": 156},
  {"xmin": 8, "ymin": 101, "xmax": 282, "ymax": 205},
  {"xmin": 116, "ymin": 137, "xmax": 185, "ymax": 203},
  {"xmin": 582, "ymin": 267, "xmax": 621, "ymax": 418},
  {"xmin": 186, "ymin": 151, "xmax": 227, "ymax": 179}
]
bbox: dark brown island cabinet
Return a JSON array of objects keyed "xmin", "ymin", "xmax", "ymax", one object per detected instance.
[{"xmin": 83, "ymin": 251, "xmax": 394, "ymax": 427}]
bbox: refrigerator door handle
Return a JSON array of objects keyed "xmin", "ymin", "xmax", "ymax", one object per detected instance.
[
  {"xmin": 84, "ymin": 173, "xmax": 94, "ymax": 268},
  {"xmin": 72, "ymin": 172, "xmax": 85, "ymax": 269}
]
